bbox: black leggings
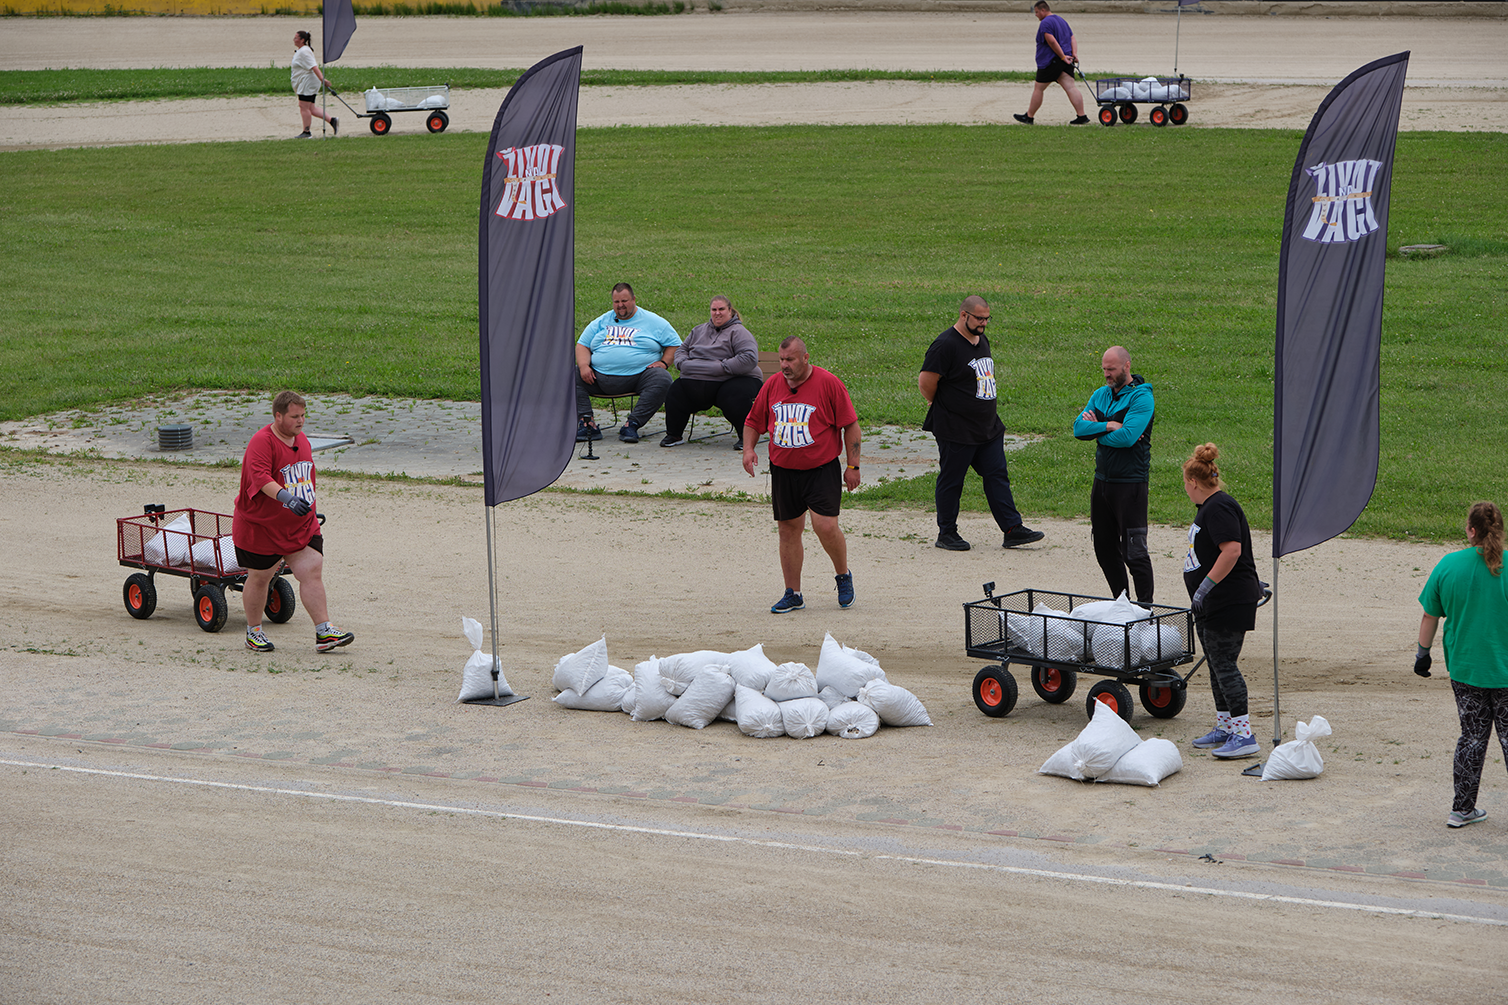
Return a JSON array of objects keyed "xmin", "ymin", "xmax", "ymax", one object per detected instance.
[
  {"xmin": 1450, "ymin": 680, "xmax": 1508, "ymax": 814},
  {"xmin": 1196, "ymin": 619, "xmax": 1248, "ymax": 719}
]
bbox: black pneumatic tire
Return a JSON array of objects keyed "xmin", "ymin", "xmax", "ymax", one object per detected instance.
[
  {"xmin": 973, "ymin": 665, "xmax": 1019, "ymax": 718},
  {"xmin": 194, "ymin": 583, "xmax": 228, "ymax": 633},
  {"xmin": 124, "ymin": 574, "xmax": 157, "ymax": 619},
  {"xmin": 1099, "ymin": 106, "xmax": 1116, "ymax": 127},
  {"xmin": 1169, "ymin": 102, "xmax": 1189, "ymax": 126},
  {"xmin": 370, "ymin": 112, "xmax": 392, "ymax": 135},
  {"xmin": 1086, "ymin": 680, "xmax": 1135, "ymax": 722},
  {"xmin": 265, "ymin": 576, "xmax": 297, "ymax": 624},
  {"xmin": 1140, "ymin": 680, "xmax": 1187, "ymax": 719},
  {"xmin": 426, "ymin": 110, "xmax": 449, "ymax": 133},
  {"xmin": 1030, "ymin": 665, "xmax": 1078, "ymax": 704},
  {"xmin": 1119, "ymin": 103, "xmax": 1138, "ymax": 124},
  {"xmin": 1150, "ymin": 105, "xmax": 1169, "ymax": 127}
]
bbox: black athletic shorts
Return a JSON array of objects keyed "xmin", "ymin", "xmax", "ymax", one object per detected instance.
[
  {"xmin": 771, "ymin": 458, "xmax": 842, "ymax": 522},
  {"xmin": 235, "ymin": 534, "xmax": 323, "ymax": 571},
  {"xmin": 298, "ymin": 93, "xmax": 318, "ymax": 104},
  {"xmin": 1035, "ymin": 58, "xmax": 1074, "ymax": 84}
]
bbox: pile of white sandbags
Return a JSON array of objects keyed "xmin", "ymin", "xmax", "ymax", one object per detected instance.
[
  {"xmin": 1038, "ymin": 700, "xmax": 1182, "ymax": 787},
  {"xmin": 547, "ymin": 632, "xmax": 932, "ymax": 740},
  {"xmin": 1101, "ymin": 77, "xmax": 1182, "ymax": 104},
  {"xmin": 1004, "ymin": 592, "xmax": 1183, "ymax": 669}
]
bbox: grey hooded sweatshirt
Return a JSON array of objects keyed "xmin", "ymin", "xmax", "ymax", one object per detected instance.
[{"xmin": 673, "ymin": 311, "xmax": 763, "ymax": 381}]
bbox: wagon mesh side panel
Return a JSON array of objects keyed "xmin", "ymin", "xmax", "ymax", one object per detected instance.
[{"xmin": 366, "ymin": 84, "xmax": 449, "ymax": 111}]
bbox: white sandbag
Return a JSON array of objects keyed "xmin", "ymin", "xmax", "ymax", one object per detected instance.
[
  {"xmin": 724, "ymin": 643, "xmax": 779, "ymax": 690},
  {"xmin": 764, "ymin": 661, "xmax": 818, "ymax": 702},
  {"xmin": 419, "ymin": 94, "xmax": 446, "ymax": 108},
  {"xmin": 1040, "ymin": 699, "xmax": 1141, "ymax": 780},
  {"xmin": 1131, "ymin": 81, "xmax": 1152, "ymax": 101},
  {"xmin": 825, "ymin": 701, "xmax": 881, "ymax": 739},
  {"xmin": 1103, "ymin": 85, "xmax": 1131, "ymax": 101},
  {"xmin": 815, "ymin": 632, "xmax": 889, "ymax": 697},
  {"xmin": 555, "ymin": 666, "xmax": 633, "ymax": 711},
  {"xmin": 190, "ymin": 535, "xmax": 242, "ymax": 573},
  {"xmin": 619, "ymin": 680, "xmax": 637, "ymax": 714},
  {"xmin": 734, "ymin": 684, "xmax": 785, "ymax": 738},
  {"xmin": 1043, "ymin": 614, "xmax": 1087, "ymax": 662},
  {"xmin": 551, "ymin": 637, "xmax": 608, "ymax": 696},
  {"xmin": 1262, "ymin": 715, "xmax": 1331, "ymax": 781},
  {"xmin": 857, "ymin": 680, "xmax": 932, "ymax": 727},
  {"xmin": 1004, "ymin": 609, "xmax": 1046, "ymax": 657},
  {"xmin": 717, "ymin": 695, "xmax": 739, "ymax": 722},
  {"xmin": 456, "ymin": 615, "xmax": 515, "ymax": 701},
  {"xmin": 780, "ymin": 696, "xmax": 830, "ymax": 739},
  {"xmin": 143, "ymin": 513, "xmax": 193, "ymax": 566},
  {"xmin": 364, "ymin": 88, "xmax": 389, "ymax": 111},
  {"xmin": 629, "ymin": 657, "xmax": 677, "ymax": 722},
  {"xmin": 1097, "ymin": 738, "xmax": 1183, "ymax": 786},
  {"xmin": 659, "ymin": 649, "xmax": 732, "ymax": 695},
  {"xmin": 666, "ymin": 670, "xmax": 735, "ymax": 729},
  {"xmin": 1090, "ymin": 624, "xmax": 1133, "ymax": 668},
  {"xmin": 1130, "ymin": 622, "xmax": 1184, "ymax": 664},
  {"xmin": 1070, "ymin": 592, "xmax": 1143, "ymax": 625},
  {"xmin": 817, "ymin": 685, "xmax": 848, "ymax": 710}
]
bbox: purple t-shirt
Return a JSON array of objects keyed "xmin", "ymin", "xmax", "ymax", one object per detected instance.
[{"xmin": 1035, "ymin": 13, "xmax": 1073, "ymax": 69}]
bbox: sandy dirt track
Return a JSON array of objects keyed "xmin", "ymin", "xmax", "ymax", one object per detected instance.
[{"xmin": 2, "ymin": 12, "xmax": 1505, "ymax": 149}]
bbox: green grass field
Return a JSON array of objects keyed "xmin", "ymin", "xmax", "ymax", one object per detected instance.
[{"xmin": 1, "ymin": 124, "xmax": 1503, "ymax": 539}]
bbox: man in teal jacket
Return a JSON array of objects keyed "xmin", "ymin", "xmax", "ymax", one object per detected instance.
[{"xmin": 1073, "ymin": 345, "xmax": 1155, "ymax": 602}]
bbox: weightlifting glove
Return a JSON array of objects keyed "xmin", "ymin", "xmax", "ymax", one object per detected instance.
[
  {"xmin": 276, "ymin": 488, "xmax": 312, "ymax": 516},
  {"xmin": 1414, "ymin": 644, "xmax": 1432, "ymax": 678},
  {"xmin": 1191, "ymin": 576, "xmax": 1215, "ymax": 612}
]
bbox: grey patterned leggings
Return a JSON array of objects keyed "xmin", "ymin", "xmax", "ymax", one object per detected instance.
[
  {"xmin": 1195, "ymin": 619, "xmax": 1248, "ymax": 719},
  {"xmin": 1450, "ymin": 680, "xmax": 1508, "ymax": 814}
]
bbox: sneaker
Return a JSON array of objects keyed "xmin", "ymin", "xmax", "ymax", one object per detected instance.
[
  {"xmin": 330, "ymin": 116, "xmax": 339, "ymax": 136},
  {"xmin": 731, "ymin": 437, "xmax": 743, "ymax": 451},
  {"xmin": 770, "ymin": 588, "xmax": 804, "ymax": 614},
  {"xmin": 1070, "ymin": 115, "xmax": 1091, "ymax": 125},
  {"xmin": 246, "ymin": 627, "xmax": 275, "ymax": 653},
  {"xmin": 576, "ymin": 416, "xmax": 601, "ymax": 442},
  {"xmin": 835, "ymin": 571, "xmax": 854, "ymax": 609},
  {"xmin": 316, "ymin": 625, "xmax": 355, "ymax": 653},
  {"xmin": 1013, "ymin": 113, "xmax": 1034, "ymax": 124},
  {"xmin": 619, "ymin": 422, "xmax": 640, "ymax": 444},
  {"xmin": 935, "ymin": 531, "xmax": 971, "ymax": 551},
  {"xmin": 1447, "ymin": 807, "xmax": 1487, "ymax": 829},
  {"xmin": 1211, "ymin": 732, "xmax": 1260, "ymax": 758},
  {"xmin": 1002, "ymin": 524, "xmax": 1046, "ymax": 548},
  {"xmin": 660, "ymin": 433, "xmax": 684, "ymax": 447},
  {"xmin": 1191, "ymin": 728, "xmax": 1231, "ymax": 749},
  {"xmin": 295, "ymin": 131, "xmax": 312, "ymax": 139}
]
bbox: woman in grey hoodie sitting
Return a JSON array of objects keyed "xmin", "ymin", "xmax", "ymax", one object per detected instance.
[{"xmin": 660, "ymin": 295, "xmax": 765, "ymax": 449}]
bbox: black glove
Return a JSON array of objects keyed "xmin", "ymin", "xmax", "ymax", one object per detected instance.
[
  {"xmin": 276, "ymin": 488, "xmax": 312, "ymax": 517},
  {"xmin": 1414, "ymin": 645, "xmax": 1432, "ymax": 678}
]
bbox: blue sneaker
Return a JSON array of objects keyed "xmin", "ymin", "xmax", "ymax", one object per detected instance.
[
  {"xmin": 835, "ymin": 570, "xmax": 854, "ymax": 609},
  {"xmin": 1191, "ymin": 728, "xmax": 1231, "ymax": 749},
  {"xmin": 618, "ymin": 422, "xmax": 640, "ymax": 443},
  {"xmin": 1211, "ymin": 732, "xmax": 1260, "ymax": 759},
  {"xmin": 771, "ymin": 588, "xmax": 804, "ymax": 614},
  {"xmin": 1447, "ymin": 807, "xmax": 1486, "ymax": 828}
]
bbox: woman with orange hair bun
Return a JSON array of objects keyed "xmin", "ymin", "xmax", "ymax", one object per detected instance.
[{"xmin": 1180, "ymin": 443, "xmax": 1265, "ymax": 759}]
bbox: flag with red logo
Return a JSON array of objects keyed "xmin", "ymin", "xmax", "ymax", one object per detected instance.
[
  {"xmin": 479, "ymin": 47, "xmax": 582, "ymax": 505},
  {"xmin": 1272, "ymin": 52, "xmax": 1409, "ymax": 557}
]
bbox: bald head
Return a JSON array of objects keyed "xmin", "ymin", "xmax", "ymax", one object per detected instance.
[
  {"xmin": 1102, "ymin": 346, "xmax": 1132, "ymax": 389},
  {"xmin": 955, "ymin": 295, "xmax": 991, "ymax": 340}
]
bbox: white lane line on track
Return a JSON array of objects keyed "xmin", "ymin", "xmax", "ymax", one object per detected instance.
[{"xmin": 8, "ymin": 757, "xmax": 1504, "ymax": 927}]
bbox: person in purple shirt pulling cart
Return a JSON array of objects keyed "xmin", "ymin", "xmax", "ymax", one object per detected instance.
[{"xmin": 1013, "ymin": 1, "xmax": 1090, "ymax": 126}]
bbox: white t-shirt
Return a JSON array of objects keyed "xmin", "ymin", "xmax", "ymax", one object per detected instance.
[{"xmin": 291, "ymin": 46, "xmax": 320, "ymax": 96}]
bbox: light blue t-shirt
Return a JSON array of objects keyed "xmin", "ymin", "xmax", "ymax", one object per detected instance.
[{"xmin": 576, "ymin": 308, "xmax": 682, "ymax": 376}]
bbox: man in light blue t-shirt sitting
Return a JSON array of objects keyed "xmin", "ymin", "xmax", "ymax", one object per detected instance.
[{"xmin": 576, "ymin": 283, "xmax": 683, "ymax": 444}]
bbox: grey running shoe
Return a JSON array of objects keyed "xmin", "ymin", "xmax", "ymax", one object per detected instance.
[
  {"xmin": 1447, "ymin": 807, "xmax": 1487, "ymax": 828},
  {"xmin": 246, "ymin": 627, "xmax": 275, "ymax": 652}
]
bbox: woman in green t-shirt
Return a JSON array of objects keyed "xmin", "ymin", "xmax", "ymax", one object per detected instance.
[{"xmin": 1416, "ymin": 501, "xmax": 1508, "ymax": 829}]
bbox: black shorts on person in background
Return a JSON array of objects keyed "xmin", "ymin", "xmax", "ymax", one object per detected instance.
[
  {"xmin": 298, "ymin": 93, "xmax": 318, "ymax": 104},
  {"xmin": 1035, "ymin": 58, "xmax": 1074, "ymax": 84},
  {"xmin": 235, "ymin": 534, "xmax": 324, "ymax": 571},
  {"xmin": 771, "ymin": 458, "xmax": 842, "ymax": 522}
]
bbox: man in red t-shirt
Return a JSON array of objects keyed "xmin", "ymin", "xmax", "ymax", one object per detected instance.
[
  {"xmin": 231, "ymin": 391, "xmax": 354, "ymax": 654},
  {"xmin": 743, "ymin": 338, "xmax": 862, "ymax": 614}
]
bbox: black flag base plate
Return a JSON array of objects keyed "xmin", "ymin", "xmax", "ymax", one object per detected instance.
[
  {"xmin": 1241, "ymin": 762, "xmax": 1264, "ymax": 777},
  {"xmin": 462, "ymin": 694, "xmax": 530, "ymax": 707}
]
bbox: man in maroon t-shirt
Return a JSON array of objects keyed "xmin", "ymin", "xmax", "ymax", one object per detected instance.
[
  {"xmin": 743, "ymin": 338, "xmax": 862, "ymax": 614},
  {"xmin": 231, "ymin": 391, "xmax": 354, "ymax": 654}
]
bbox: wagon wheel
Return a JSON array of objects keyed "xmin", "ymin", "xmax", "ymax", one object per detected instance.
[
  {"xmin": 1098, "ymin": 105, "xmax": 1116, "ymax": 127},
  {"xmin": 426, "ymin": 110, "xmax": 449, "ymax": 134},
  {"xmin": 1169, "ymin": 102, "xmax": 1189, "ymax": 126},
  {"xmin": 123, "ymin": 573, "xmax": 157, "ymax": 620},
  {"xmin": 1085, "ymin": 680, "xmax": 1134, "ymax": 722},
  {"xmin": 265, "ymin": 576, "xmax": 297, "ymax": 624},
  {"xmin": 1149, "ymin": 105, "xmax": 1169, "ymax": 127},
  {"xmin": 1030, "ymin": 665, "xmax": 1078, "ymax": 704},
  {"xmin": 1118, "ymin": 103, "xmax": 1138, "ymax": 124},
  {"xmin": 370, "ymin": 112, "xmax": 392, "ymax": 136},
  {"xmin": 972, "ymin": 665, "xmax": 1019, "ymax": 718},
  {"xmin": 1139, "ymin": 679, "xmax": 1187, "ymax": 719},
  {"xmin": 193, "ymin": 583, "xmax": 228, "ymax": 634}
]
